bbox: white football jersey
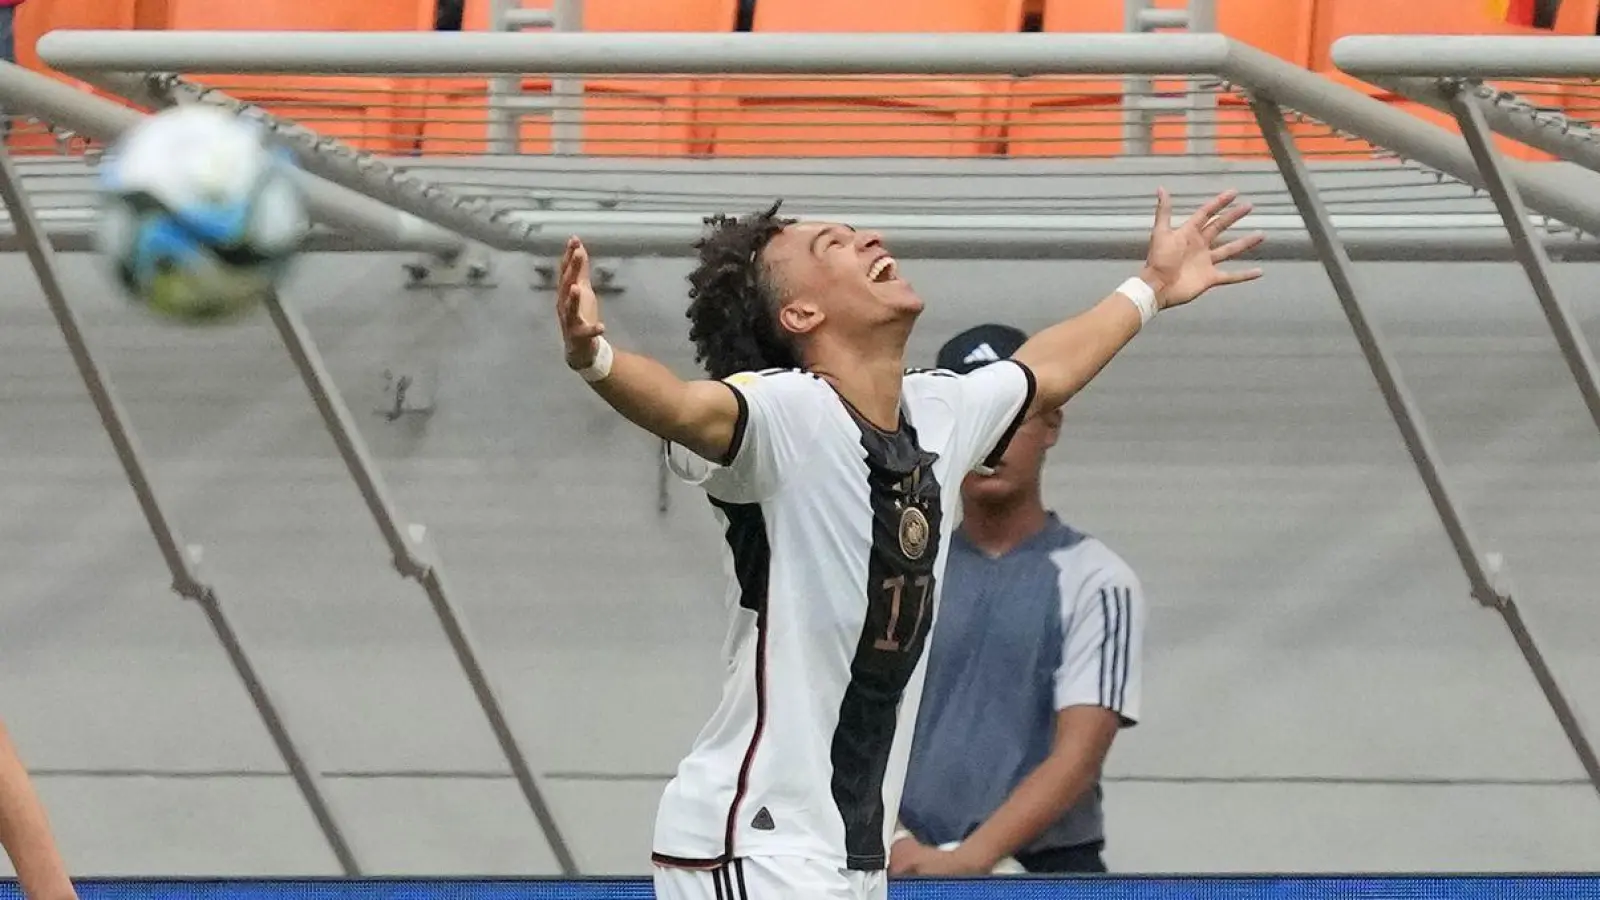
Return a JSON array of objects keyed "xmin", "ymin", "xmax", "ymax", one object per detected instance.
[{"xmin": 653, "ymin": 360, "xmax": 1036, "ymax": 872}]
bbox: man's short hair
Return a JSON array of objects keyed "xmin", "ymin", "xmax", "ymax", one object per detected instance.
[{"xmin": 936, "ymin": 323, "xmax": 1029, "ymax": 375}]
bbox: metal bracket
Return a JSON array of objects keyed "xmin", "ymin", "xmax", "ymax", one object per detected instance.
[
  {"xmin": 533, "ymin": 259, "xmax": 624, "ymax": 295},
  {"xmin": 403, "ymin": 248, "xmax": 495, "ymax": 290}
]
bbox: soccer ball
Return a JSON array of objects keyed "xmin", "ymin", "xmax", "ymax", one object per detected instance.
[{"xmin": 96, "ymin": 105, "xmax": 309, "ymax": 323}]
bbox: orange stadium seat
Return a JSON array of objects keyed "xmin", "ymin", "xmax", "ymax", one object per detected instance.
[
  {"xmin": 459, "ymin": 0, "xmax": 738, "ymax": 31},
  {"xmin": 155, "ymin": 0, "xmax": 435, "ymax": 154},
  {"xmin": 1006, "ymin": 0, "xmax": 1315, "ymax": 159},
  {"xmin": 701, "ymin": 0, "xmax": 1025, "ymax": 158},
  {"xmin": 161, "ymin": 0, "xmax": 434, "ymax": 30},
  {"xmin": 418, "ymin": 0, "xmax": 737, "ymax": 156},
  {"xmin": 6, "ymin": 0, "xmax": 137, "ymax": 154}
]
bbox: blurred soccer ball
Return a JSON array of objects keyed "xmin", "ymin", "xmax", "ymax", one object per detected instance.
[{"xmin": 96, "ymin": 105, "xmax": 309, "ymax": 323}]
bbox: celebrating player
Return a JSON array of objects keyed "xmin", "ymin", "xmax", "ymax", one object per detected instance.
[{"xmin": 553, "ymin": 189, "xmax": 1262, "ymax": 900}]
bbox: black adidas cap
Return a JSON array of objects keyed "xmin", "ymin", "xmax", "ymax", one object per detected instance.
[{"xmin": 936, "ymin": 323, "xmax": 1029, "ymax": 375}]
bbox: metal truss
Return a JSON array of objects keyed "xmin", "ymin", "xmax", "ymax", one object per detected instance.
[{"xmin": 1334, "ymin": 35, "xmax": 1600, "ymax": 438}]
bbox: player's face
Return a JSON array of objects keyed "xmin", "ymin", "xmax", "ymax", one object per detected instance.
[
  {"xmin": 962, "ymin": 406, "xmax": 1062, "ymax": 506},
  {"xmin": 760, "ymin": 221, "xmax": 922, "ymax": 338}
]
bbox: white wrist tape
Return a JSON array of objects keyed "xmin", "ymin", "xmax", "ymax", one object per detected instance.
[
  {"xmin": 1118, "ymin": 276, "xmax": 1159, "ymax": 327},
  {"xmin": 576, "ymin": 336, "xmax": 615, "ymax": 383}
]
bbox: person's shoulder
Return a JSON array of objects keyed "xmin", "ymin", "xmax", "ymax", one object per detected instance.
[
  {"xmin": 1044, "ymin": 525, "xmax": 1140, "ymax": 590},
  {"xmin": 900, "ymin": 366, "xmax": 964, "ymax": 405}
]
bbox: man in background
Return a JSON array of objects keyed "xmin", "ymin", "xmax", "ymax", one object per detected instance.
[
  {"xmin": 0, "ymin": 718, "xmax": 76, "ymax": 900},
  {"xmin": 891, "ymin": 323, "xmax": 1146, "ymax": 876}
]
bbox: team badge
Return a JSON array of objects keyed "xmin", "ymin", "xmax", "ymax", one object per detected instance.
[{"xmin": 899, "ymin": 505, "xmax": 930, "ymax": 560}]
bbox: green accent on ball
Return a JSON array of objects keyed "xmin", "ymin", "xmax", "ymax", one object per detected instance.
[{"xmin": 143, "ymin": 269, "xmax": 269, "ymax": 325}]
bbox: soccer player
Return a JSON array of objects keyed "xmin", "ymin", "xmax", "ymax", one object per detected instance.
[
  {"xmin": 0, "ymin": 719, "xmax": 77, "ymax": 900},
  {"xmin": 891, "ymin": 323, "xmax": 1145, "ymax": 877},
  {"xmin": 553, "ymin": 189, "xmax": 1261, "ymax": 900}
]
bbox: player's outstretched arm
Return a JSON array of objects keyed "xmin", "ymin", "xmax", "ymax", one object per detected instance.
[
  {"xmin": 0, "ymin": 721, "xmax": 76, "ymax": 900},
  {"xmin": 1013, "ymin": 188, "xmax": 1264, "ymax": 414},
  {"xmin": 555, "ymin": 237, "xmax": 743, "ymax": 464}
]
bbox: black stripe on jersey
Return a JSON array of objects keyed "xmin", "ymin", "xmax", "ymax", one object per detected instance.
[
  {"xmin": 733, "ymin": 859, "xmax": 750, "ymax": 899},
  {"xmin": 1120, "ymin": 586, "xmax": 1132, "ymax": 711},
  {"xmin": 709, "ymin": 499, "xmax": 771, "ymax": 860},
  {"xmin": 830, "ymin": 412, "xmax": 943, "ymax": 871},
  {"xmin": 712, "ymin": 865, "xmax": 727, "ymax": 900},
  {"xmin": 717, "ymin": 382, "xmax": 751, "ymax": 467},
  {"xmin": 1116, "ymin": 587, "xmax": 1133, "ymax": 713},
  {"xmin": 1096, "ymin": 587, "xmax": 1133, "ymax": 714},
  {"xmin": 1113, "ymin": 589, "xmax": 1126, "ymax": 714},
  {"xmin": 712, "ymin": 500, "xmax": 770, "ymax": 615},
  {"xmin": 1097, "ymin": 588, "xmax": 1114, "ymax": 709},
  {"xmin": 979, "ymin": 360, "xmax": 1038, "ymax": 472}
]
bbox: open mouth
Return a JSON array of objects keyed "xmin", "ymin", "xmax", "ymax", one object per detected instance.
[{"xmin": 867, "ymin": 255, "xmax": 898, "ymax": 284}]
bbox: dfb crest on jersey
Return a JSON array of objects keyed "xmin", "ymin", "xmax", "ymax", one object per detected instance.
[{"xmin": 899, "ymin": 505, "xmax": 930, "ymax": 560}]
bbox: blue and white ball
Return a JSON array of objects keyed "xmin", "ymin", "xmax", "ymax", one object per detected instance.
[{"xmin": 97, "ymin": 105, "xmax": 309, "ymax": 323}]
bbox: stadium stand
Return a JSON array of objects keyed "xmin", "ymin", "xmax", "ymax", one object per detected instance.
[
  {"xmin": 698, "ymin": 0, "xmax": 1024, "ymax": 158},
  {"xmin": 417, "ymin": 0, "xmax": 737, "ymax": 156}
]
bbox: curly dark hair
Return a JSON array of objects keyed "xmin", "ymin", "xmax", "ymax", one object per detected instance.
[{"xmin": 685, "ymin": 200, "xmax": 802, "ymax": 380}]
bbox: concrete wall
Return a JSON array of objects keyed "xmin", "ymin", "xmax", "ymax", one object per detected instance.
[{"xmin": 0, "ymin": 247, "xmax": 1597, "ymax": 877}]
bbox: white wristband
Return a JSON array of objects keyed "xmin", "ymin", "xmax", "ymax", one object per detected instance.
[
  {"xmin": 575, "ymin": 336, "xmax": 614, "ymax": 383},
  {"xmin": 1118, "ymin": 276, "xmax": 1159, "ymax": 327}
]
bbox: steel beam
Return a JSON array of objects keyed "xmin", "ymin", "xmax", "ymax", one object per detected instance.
[
  {"xmin": 260, "ymin": 292, "xmax": 579, "ymax": 876},
  {"xmin": 1333, "ymin": 35, "xmax": 1600, "ymax": 79},
  {"xmin": 1253, "ymin": 93, "xmax": 1600, "ymax": 804},
  {"xmin": 1363, "ymin": 75, "xmax": 1600, "ymax": 181},
  {"xmin": 1443, "ymin": 80, "xmax": 1600, "ymax": 437},
  {"xmin": 39, "ymin": 30, "xmax": 1235, "ymax": 76},
  {"xmin": 0, "ymin": 139, "xmax": 361, "ymax": 876},
  {"xmin": 1251, "ymin": 93, "xmax": 1499, "ymax": 609},
  {"xmin": 1223, "ymin": 41, "xmax": 1600, "ymax": 239}
]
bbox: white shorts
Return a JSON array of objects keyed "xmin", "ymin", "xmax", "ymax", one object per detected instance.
[{"xmin": 654, "ymin": 857, "xmax": 887, "ymax": 900}]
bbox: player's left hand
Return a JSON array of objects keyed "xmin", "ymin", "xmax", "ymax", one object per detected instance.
[
  {"xmin": 1140, "ymin": 187, "xmax": 1265, "ymax": 310},
  {"xmin": 555, "ymin": 235, "xmax": 607, "ymax": 370}
]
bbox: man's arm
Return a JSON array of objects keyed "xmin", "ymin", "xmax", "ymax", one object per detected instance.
[
  {"xmin": 555, "ymin": 237, "xmax": 742, "ymax": 464},
  {"xmin": 0, "ymin": 722, "xmax": 76, "ymax": 900},
  {"xmin": 1014, "ymin": 188, "xmax": 1263, "ymax": 414},
  {"xmin": 951, "ymin": 706, "xmax": 1120, "ymax": 872}
]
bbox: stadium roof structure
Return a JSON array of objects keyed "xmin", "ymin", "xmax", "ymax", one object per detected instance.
[
  {"xmin": 2, "ymin": 30, "xmax": 1599, "ymax": 877},
  {"xmin": 8, "ymin": 31, "xmax": 1600, "ymax": 261}
]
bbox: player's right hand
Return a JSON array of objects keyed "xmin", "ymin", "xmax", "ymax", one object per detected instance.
[
  {"xmin": 1140, "ymin": 187, "xmax": 1264, "ymax": 310},
  {"xmin": 556, "ymin": 236, "xmax": 607, "ymax": 370}
]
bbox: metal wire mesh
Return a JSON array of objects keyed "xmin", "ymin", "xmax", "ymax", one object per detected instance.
[
  {"xmin": 1465, "ymin": 77, "xmax": 1600, "ymax": 155},
  {"xmin": 172, "ymin": 72, "xmax": 1359, "ymax": 160}
]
